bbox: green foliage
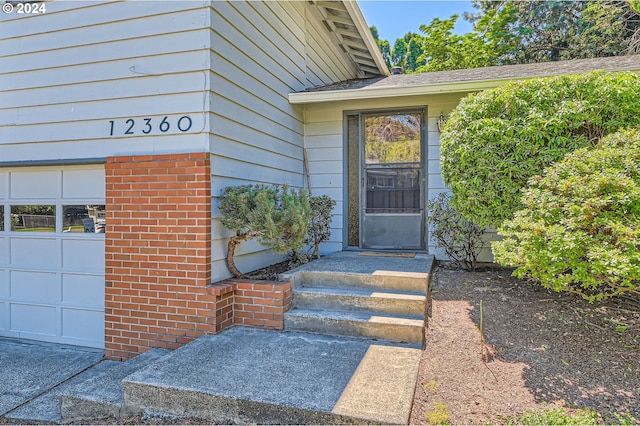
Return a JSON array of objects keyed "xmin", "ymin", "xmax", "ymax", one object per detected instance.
[
  {"xmin": 370, "ymin": 26, "xmax": 392, "ymax": 69},
  {"xmin": 306, "ymin": 195, "xmax": 336, "ymax": 259},
  {"xmin": 374, "ymin": 1, "xmax": 640, "ymax": 72},
  {"xmin": 493, "ymin": 129, "xmax": 640, "ymax": 302},
  {"xmin": 425, "ymin": 401, "xmax": 450, "ymax": 425},
  {"xmin": 252, "ymin": 185, "xmax": 311, "ymax": 255},
  {"xmin": 414, "ymin": 7, "xmax": 518, "ymax": 72},
  {"xmin": 218, "ymin": 184, "xmax": 310, "ymax": 277},
  {"xmin": 219, "ymin": 185, "xmax": 259, "ymax": 235},
  {"xmin": 440, "ymin": 71, "xmax": 640, "ymax": 228},
  {"xmin": 12, "ymin": 205, "xmax": 55, "ymax": 215},
  {"xmin": 507, "ymin": 406, "xmax": 601, "ymax": 425},
  {"xmin": 478, "ymin": 0, "xmax": 640, "ymax": 62},
  {"xmin": 427, "ymin": 192, "xmax": 485, "ymax": 272}
]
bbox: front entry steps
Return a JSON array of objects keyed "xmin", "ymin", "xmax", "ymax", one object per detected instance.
[{"xmin": 282, "ymin": 252, "xmax": 433, "ymax": 346}]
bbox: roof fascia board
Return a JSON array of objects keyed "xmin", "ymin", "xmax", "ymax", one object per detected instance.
[
  {"xmin": 289, "ymin": 79, "xmax": 513, "ymax": 104},
  {"xmin": 342, "ymin": 1, "xmax": 389, "ymax": 76}
]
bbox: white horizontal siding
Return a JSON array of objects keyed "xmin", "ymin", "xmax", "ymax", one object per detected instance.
[
  {"xmin": 0, "ymin": 1, "xmax": 211, "ymax": 162},
  {"xmin": 1, "ymin": 2, "xmax": 207, "ymax": 41},
  {"xmin": 209, "ymin": 1, "xmax": 362, "ymax": 281},
  {"xmin": 2, "ymin": 7, "xmax": 210, "ymax": 60},
  {"xmin": 2, "ymin": 28, "xmax": 210, "ymax": 75}
]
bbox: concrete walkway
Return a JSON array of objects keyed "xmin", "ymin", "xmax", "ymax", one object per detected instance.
[
  {"xmin": 123, "ymin": 328, "xmax": 422, "ymax": 424},
  {"xmin": 0, "ymin": 337, "xmax": 103, "ymax": 420}
]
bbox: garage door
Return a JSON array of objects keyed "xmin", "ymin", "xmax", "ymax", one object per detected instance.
[{"xmin": 0, "ymin": 166, "xmax": 105, "ymax": 348}]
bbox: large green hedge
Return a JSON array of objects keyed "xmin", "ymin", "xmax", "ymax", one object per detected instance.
[
  {"xmin": 493, "ymin": 129, "xmax": 640, "ymax": 301},
  {"xmin": 440, "ymin": 71, "xmax": 640, "ymax": 228}
]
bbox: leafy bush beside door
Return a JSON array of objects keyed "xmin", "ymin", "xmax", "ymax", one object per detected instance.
[
  {"xmin": 440, "ymin": 71, "xmax": 640, "ymax": 229},
  {"xmin": 493, "ymin": 129, "xmax": 640, "ymax": 301}
]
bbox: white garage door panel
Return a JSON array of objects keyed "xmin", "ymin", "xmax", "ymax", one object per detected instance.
[
  {"xmin": 10, "ymin": 170, "xmax": 59, "ymax": 199},
  {"xmin": 0, "ymin": 302, "xmax": 5, "ymax": 330},
  {"xmin": 62, "ymin": 274, "xmax": 104, "ymax": 309},
  {"xmin": 63, "ymin": 169, "xmax": 105, "ymax": 199},
  {"xmin": 10, "ymin": 238, "xmax": 59, "ymax": 269},
  {"xmin": 0, "ymin": 172, "xmax": 6, "ymax": 198},
  {"xmin": 0, "ymin": 165, "xmax": 105, "ymax": 348},
  {"xmin": 11, "ymin": 304, "xmax": 57, "ymax": 335},
  {"xmin": 62, "ymin": 239, "xmax": 104, "ymax": 273},
  {"xmin": 0, "ymin": 237, "xmax": 7, "ymax": 265},
  {"xmin": 62, "ymin": 308, "xmax": 103, "ymax": 342},
  {"xmin": 10, "ymin": 270, "xmax": 59, "ymax": 303},
  {"xmin": 0, "ymin": 270, "xmax": 6, "ymax": 297}
]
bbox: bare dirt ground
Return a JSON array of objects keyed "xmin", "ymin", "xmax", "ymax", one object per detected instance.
[{"xmin": 410, "ymin": 264, "xmax": 640, "ymax": 425}]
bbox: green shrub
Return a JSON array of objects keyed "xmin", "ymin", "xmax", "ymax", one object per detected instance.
[
  {"xmin": 441, "ymin": 71, "xmax": 640, "ymax": 228},
  {"xmin": 306, "ymin": 195, "xmax": 336, "ymax": 259},
  {"xmin": 507, "ymin": 407, "xmax": 601, "ymax": 425},
  {"xmin": 219, "ymin": 184, "xmax": 310, "ymax": 277},
  {"xmin": 427, "ymin": 192, "xmax": 485, "ymax": 271},
  {"xmin": 493, "ymin": 129, "xmax": 640, "ymax": 301}
]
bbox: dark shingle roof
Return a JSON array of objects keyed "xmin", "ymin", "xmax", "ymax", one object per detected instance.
[{"xmin": 302, "ymin": 55, "xmax": 640, "ymax": 93}]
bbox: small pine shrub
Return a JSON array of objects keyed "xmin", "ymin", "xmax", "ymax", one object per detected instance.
[
  {"xmin": 427, "ymin": 192, "xmax": 485, "ymax": 271},
  {"xmin": 218, "ymin": 184, "xmax": 310, "ymax": 277},
  {"xmin": 306, "ymin": 195, "xmax": 336, "ymax": 259},
  {"xmin": 493, "ymin": 129, "xmax": 640, "ymax": 301}
]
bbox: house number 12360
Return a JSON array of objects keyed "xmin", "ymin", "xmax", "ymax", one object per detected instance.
[{"xmin": 108, "ymin": 116, "xmax": 193, "ymax": 136}]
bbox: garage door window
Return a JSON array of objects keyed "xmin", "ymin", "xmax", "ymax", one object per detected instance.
[
  {"xmin": 0, "ymin": 205, "xmax": 4, "ymax": 231},
  {"xmin": 63, "ymin": 205, "xmax": 106, "ymax": 233},
  {"xmin": 11, "ymin": 205, "xmax": 55, "ymax": 232}
]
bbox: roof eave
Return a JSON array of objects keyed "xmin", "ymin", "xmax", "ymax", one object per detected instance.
[
  {"xmin": 288, "ymin": 78, "xmax": 514, "ymax": 104},
  {"xmin": 342, "ymin": 1, "xmax": 390, "ymax": 76}
]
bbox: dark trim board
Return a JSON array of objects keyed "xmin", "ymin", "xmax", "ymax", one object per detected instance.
[{"xmin": 0, "ymin": 158, "xmax": 107, "ymax": 168}]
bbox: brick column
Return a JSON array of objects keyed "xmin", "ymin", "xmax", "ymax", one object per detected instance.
[{"xmin": 104, "ymin": 153, "xmax": 214, "ymax": 360}]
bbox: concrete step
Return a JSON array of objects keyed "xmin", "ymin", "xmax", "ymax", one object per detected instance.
[
  {"xmin": 121, "ymin": 328, "xmax": 422, "ymax": 424},
  {"xmin": 280, "ymin": 252, "xmax": 432, "ymax": 295},
  {"xmin": 294, "ymin": 286, "xmax": 426, "ymax": 316},
  {"xmin": 4, "ymin": 360, "xmax": 115, "ymax": 424},
  {"xmin": 284, "ymin": 307, "xmax": 425, "ymax": 345},
  {"xmin": 59, "ymin": 348, "xmax": 170, "ymax": 421},
  {"xmin": 287, "ymin": 270, "xmax": 428, "ymax": 294}
]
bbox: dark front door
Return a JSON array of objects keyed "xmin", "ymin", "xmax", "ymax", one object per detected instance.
[{"xmin": 357, "ymin": 111, "xmax": 426, "ymax": 249}]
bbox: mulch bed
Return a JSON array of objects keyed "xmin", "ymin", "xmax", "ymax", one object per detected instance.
[{"xmin": 411, "ymin": 264, "xmax": 640, "ymax": 424}]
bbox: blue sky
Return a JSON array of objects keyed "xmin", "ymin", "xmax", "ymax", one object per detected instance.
[{"xmin": 358, "ymin": 1, "xmax": 476, "ymax": 43}]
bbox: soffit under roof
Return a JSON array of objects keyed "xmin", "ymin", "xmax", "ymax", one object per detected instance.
[{"xmin": 311, "ymin": 1, "xmax": 389, "ymax": 78}]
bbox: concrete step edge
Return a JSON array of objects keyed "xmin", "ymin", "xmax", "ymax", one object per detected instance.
[
  {"xmin": 296, "ymin": 285, "xmax": 426, "ymax": 298},
  {"xmin": 286, "ymin": 307, "xmax": 424, "ymax": 323},
  {"xmin": 284, "ymin": 308, "xmax": 425, "ymax": 344},
  {"xmin": 290, "ymin": 271, "xmax": 428, "ymax": 293},
  {"xmin": 121, "ymin": 380, "xmax": 394, "ymax": 425},
  {"xmin": 60, "ymin": 348, "xmax": 171, "ymax": 421},
  {"xmin": 293, "ymin": 287, "xmax": 426, "ymax": 316}
]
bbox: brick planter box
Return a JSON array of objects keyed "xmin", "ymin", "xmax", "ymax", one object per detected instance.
[{"xmin": 206, "ymin": 279, "xmax": 292, "ymax": 333}]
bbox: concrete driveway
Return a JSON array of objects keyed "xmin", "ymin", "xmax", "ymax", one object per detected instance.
[{"xmin": 0, "ymin": 337, "xmax": 103, "ymax": 420}]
